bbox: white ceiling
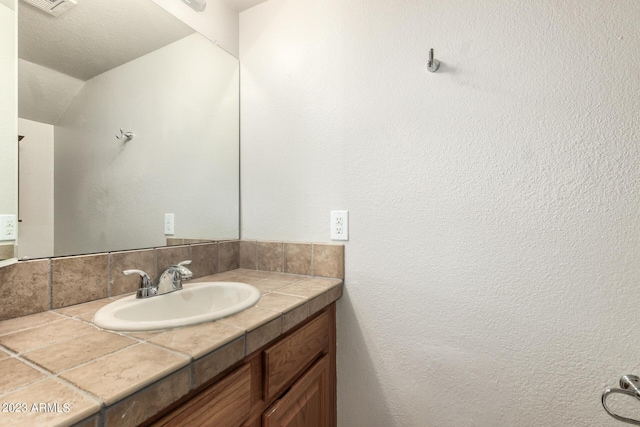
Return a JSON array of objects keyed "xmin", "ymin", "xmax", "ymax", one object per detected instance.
[
  {"xmin": 18, "ymin": 0, "xmax": 195, "ymax": 123},
  {"xmin": 17, "ymin": 0, "xmax": 266, "ymax": 124},
  {"xmin": 18, "ymin": 58, "xmax": 84, "ymax": 124},
  {"xmin": 18, "ymin": 0, "xmax": 195, "ymax": 81}
]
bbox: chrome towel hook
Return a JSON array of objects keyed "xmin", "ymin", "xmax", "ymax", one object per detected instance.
[
  {"xmin": 427, "ymin": 48, "xmax": 440, "ymax": 73},
  {"xmin": 116, "ymin": 128, "xmax": 134, "ymax": 141},
  {"xmin": 602, "ymin": 375, "xmax": 640, "ymax": 425}
]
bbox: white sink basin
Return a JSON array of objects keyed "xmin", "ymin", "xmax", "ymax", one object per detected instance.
[{"xmin": 93, "ymin": 281, "xmax": 261, "ymax": 331}]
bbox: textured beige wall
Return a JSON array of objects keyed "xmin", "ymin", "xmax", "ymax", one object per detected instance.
[{"xmin": 239, "ymin": 1, "xmax": 640, "ymax": 425}]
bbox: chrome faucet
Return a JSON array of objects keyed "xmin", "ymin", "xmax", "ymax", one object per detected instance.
[
  {"xmin": 156, "ymin": 260, "xmax": 193, "ymax": 294},
  {"xmin": 123, "ymin": 260, "xmax": 193, "ymax": 299}
]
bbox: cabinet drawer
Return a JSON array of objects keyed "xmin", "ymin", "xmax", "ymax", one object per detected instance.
[
  {"xmin": 152, "ymin": 363, "xmax": 251, "ymax": 427},
  {"xmin": 264, "ymin": 311, "xmax": 329, "ymax": 401}
]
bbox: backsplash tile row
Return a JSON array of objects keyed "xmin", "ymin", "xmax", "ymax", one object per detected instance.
[
  {"xmin": 240, "ymin": 240, "xmax": 344, "ymax": 279},
  {"xmin": 0, "ymin": 244, "xmax": 15, "ymax": 260},
  {"xmin": 52, "ymin": 254, "xmax": 109, "ymax": 308},
  {"xmin": 0, "ymin": 240, "xmax": 344, "ymax": 322},
  {"xmin": 0, "ymin": 259, "xmax": 49, "ymax": 320}
]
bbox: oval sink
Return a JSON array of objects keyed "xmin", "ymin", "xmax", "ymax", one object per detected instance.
[{"xmin": 93, "ymin": 281, "xmax": 261, "ymax": 331}]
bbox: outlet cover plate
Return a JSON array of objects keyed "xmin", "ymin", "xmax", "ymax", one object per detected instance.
[
  {"xmin": 330, "ymin": 210, "xmax": 349, "ymax": 241},
  {"xmin": 0, "ymin": 215, "xmax": 17, "ymax": 241},
  {"xmin": 164, "ymin": 213, "xmax": 174, "ymax": 235}
]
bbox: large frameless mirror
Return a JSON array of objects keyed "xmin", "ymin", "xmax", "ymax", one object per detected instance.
[
  {"xmin": 11, "ymin": 0, "xmax": 239, "ymax": 259},
  {"xmin": 0, "ymin": 0, "xmax": 17, "ymax": 265}
]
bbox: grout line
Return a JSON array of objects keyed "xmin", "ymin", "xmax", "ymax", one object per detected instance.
[
  {"xmin": 189, "ymin": 363, "xmax": 195, "ymax": 390},
  {"xmin": 52, "ymin": 376, "xmax": 105, "ymax": 407},
  {"xmin": 280, "ymin": 241, "xmax": 284, "ymax": 273},
  {"xmin": 0, "ymin": 314, "xmax": 67, "ymax": 338},
  {"xmin": 310, "ymin": 243, "xmax": 315, "ymax": 276},
  {"xmin": 107, "ymin": 253, "xmax": 112, "ymax": 297},
  {"xmin": 0, "ymin": 372, "xmax": 53, "ymax": 400},
  {"xmin": 0, "ymin": 349, "xmax": 101, "ymax": 408},
  {"xmin": 250, "ymin": 240, "xmax": 254, "ymax": 270},
  {"xmin": 153, "ymin": 247, "xmax": 158, "ymax": 282},
  {"xmin": 254, "ymin": 240, "xmax": 258, "ymax": 270},
  {"xmin": 48, "ymin": 258, "xmax": 53, "ymax": 310},
  {"xmin": 54, "ymin": 342, "xmax": 161, "ymax": 378},
  {"xmin": 215, "ymin": 242, "xmax": 219, "ymax": 274},
  {"xmin": 282, "ymin": 241, "xmax": 287, "ymax": 274},
  {"xmin": 6, "ymin": 325, "xmax": 98, "ymax": 355},
  {"xmin": 110, "ymin": 330, "xmax": 150, "ymax": 345},
  {"xmin": 242, "ymin": 331, "xmax": 248, "ymax": 356},
  {"xmin": 0, "ymin": 370, "xmax": 104, "ymax": 413},
  {"xmin": 96, "ymin": 407, "xmax": 106, "ymax": 427},
  {"xmin": 125, "ymin": 340, "xmax": 193, "ymax": 362}
]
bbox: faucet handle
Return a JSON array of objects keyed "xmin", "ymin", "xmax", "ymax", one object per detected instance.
[
  {"xmin": 123, "ymin": 269, "xmax": 156, "ymax": 298},
  {"xmin": 153, "ymin": 261, "xmax": 194, "ymax": 295},
  {"xmin": 167, "ymin": 261, "xmax": 193, "ymax": 291},
  {"xmin": 174, "ymin": 261, "xmax": 193, "ymax": 278},
  {"xmin": 123, "ymin": 269, "xmax": 152, "ymax": 286}
]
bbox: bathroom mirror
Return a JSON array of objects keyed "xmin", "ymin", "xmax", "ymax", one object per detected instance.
[
  {"xmin": 12, "ymin": 0, "xmax": 239, "ymax": 259},
  {"xmin": 0, "ymin": 0, "xmax": 17, "ymax": 264}
]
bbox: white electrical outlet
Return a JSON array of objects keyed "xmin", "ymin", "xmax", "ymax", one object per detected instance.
[
  {"xmin": 330, "ymin": 210, "xmax": 349, "ymax": 241},
  {"xmin": 164, "ymin": 213, "xmax": 175, "ymax": 235},
  {"xmin": 0, "ymin": 215, "xmax": 17, "ymax": 241}
]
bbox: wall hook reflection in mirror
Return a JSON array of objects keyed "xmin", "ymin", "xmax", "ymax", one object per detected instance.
[
  {"xmin": 116, "ymin": 128, "xmax": 134, "ymax": 142},
  {"xmin": 428, "ymin": 48, "xmax": 440, "ymax": 73}
]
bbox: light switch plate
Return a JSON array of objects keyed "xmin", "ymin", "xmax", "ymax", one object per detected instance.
[
  {"xmin": 164, "ymin": 213, "xmax": 174, "ymax": 235},
  {"xmin": 330, "ymin": 210, "xmax": 349, "ymax": 241},
  {"xmin": 0, "ymin": 215, "xmax": 17, "ymax": 241}
]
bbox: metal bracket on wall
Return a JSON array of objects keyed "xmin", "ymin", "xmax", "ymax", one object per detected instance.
[
  {"xmin": 427, "ymin": 48, "xmax": 440, "ymax": 73},
  {"xmin": 116, "ymin": 128, "xmax": 134, "ymax": 141}
]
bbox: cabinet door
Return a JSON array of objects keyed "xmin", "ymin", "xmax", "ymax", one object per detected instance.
[{"xmin": 263, "ymin": 356, "xmax": 329, "ymax": 427}]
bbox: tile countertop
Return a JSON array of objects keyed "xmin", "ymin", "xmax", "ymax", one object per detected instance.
[{"xmin": 0, "ymin": 269, "xmax": 343, "ymax": 427}]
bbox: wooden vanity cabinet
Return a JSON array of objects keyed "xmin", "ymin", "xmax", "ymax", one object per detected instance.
[{"xmin": 146, "ymin": 303, "xmax": 336, "ymax": 427}]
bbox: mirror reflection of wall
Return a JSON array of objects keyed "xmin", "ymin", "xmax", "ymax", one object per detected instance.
[
  {"xmin": 16, "ymin": 0, "xmax": 240, "ymax": 259},
  {"xmin": 0, "ymin": 0, "xmax": 17, "ymax": 263}
]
